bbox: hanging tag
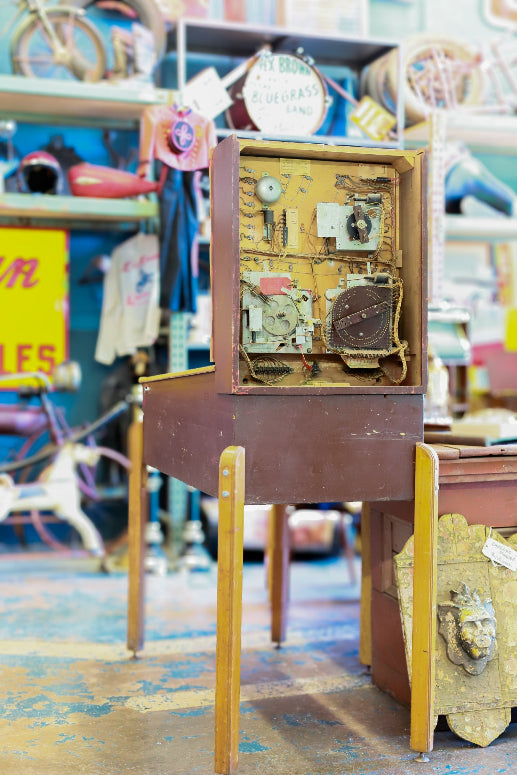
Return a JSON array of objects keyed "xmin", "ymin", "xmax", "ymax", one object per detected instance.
[
  {"xmin": 182, "ymin": 67, "xmax": 232, "ymax": 120},
  {"xmin": 349, "ymin": 95, "xmax": 397, "ymax": 141},
  {"xmin": 482, "ymin": 535, "xmax": 517, "ymax": 571}
]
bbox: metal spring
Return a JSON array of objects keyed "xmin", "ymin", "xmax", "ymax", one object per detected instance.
[{"xmin": 253, "ymin": 365, "xmax": 293, "ymax": 376}]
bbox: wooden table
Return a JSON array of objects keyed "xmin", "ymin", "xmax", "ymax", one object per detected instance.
[
  {"xmin": 126, "ymin": 365, "xmax": 423, "ymax": 774},
  {"xmin": 366, "ymin": 440, "xmax": 517, "ymax": 756}
]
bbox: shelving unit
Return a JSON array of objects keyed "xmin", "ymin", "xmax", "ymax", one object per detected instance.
[
  {"xmin": 408, "ymin": 110, "xmax": 517, "ymax": 416},
  {"xmin": 405, "ymin": 113, "xmax": 517, "ymax": 243},
  {"xmin": 445, "ymin": 214, "xmax": 517, "ymax": 241},
  {"xmin": 0, "ymin": 75, "xmax": 163, "ymax": 228},
  {"xmin": 170, "ymin": 17, "xmax": 405, "ymax": 148}
]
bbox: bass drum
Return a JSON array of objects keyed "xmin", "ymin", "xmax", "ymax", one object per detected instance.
[
  {"xmin": 226, "ymin": 53, "xmax": 330, "ymax": 136},
  {"xmin": 60, "ymin": 0, "xmax": 166, "ymax": 59}
]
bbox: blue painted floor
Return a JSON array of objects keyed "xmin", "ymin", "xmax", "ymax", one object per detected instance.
[{"xmin": 0, "ymin": 551, "xmax": 514, "ymax": 774}]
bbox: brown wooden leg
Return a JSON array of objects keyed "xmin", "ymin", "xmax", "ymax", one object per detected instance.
[
  {"xmin": 359, "ymin": 502, "xmax": 371, "ymax": 667},
  {"xmin": 214, "ymin": 446, "xmax": 245, "ymax": 775},
  {"xmin": 270, "ymin": 504, "xmax": 290, "ymax": 647},
  {"xmin": 341, "ymin": 511, "xmax": 357, "ymax": 586},
  {"xmin": 127, "ymin": 417, "xmax": 148, "ymax": 656},
  {"xmin": 410, "ymin": 442, "xmax": 439, "ymax": 757}
]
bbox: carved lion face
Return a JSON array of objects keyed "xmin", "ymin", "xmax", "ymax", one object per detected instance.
[{"xmin": 458, "ymin": 611, "xmax": 496, "ymax": 661}]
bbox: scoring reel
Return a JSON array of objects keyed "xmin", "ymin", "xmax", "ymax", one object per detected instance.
[
  {"xmin": 241, "ymin": 271, "xmax": 315, "ymax": 354},
  {"xmin": 325, "ymin": 272, "xmax": 394, "ymax": 369},
  {"xmin": 316, "ymin": 193, "xmax": 382, "ymax": 251}
]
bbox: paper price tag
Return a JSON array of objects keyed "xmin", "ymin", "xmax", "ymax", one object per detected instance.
[
  {"xmin": 482, "ymin": 536, "xmax": 517, "ymax": 571},
  {"xmin": 182, "ymin": 67, "xmax": 232, "ymax": 120}
]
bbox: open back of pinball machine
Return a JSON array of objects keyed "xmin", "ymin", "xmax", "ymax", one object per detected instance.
[
  {"xmin": 141, "ymin": 136, "xmax": 428, "ymax": 505},
  {"xmin": 211, "ymin": 136, "xmax": 427, "ymax": 397}
]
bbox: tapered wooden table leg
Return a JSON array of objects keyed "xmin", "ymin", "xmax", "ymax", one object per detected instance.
[
  {"xmin": 214, "ymin": 446, "xmax": 245, "ymax": 775},
  {"xmin": 127, "ymin": 417, "xmax": 148, "ymax": 656},
  {"xmin": 270, "ymin": 504, "xmax": 290, "ymax": 647},
  {"xmin": 359, "ymin": 502, "xmax": 371, "ymax": 667},
  {"xmin": 410, "ymin": 442, "xmax": 439, "ymax": 757}
]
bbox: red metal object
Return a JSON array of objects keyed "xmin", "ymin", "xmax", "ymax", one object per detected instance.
[{"xmin": 68, "ymin": 163, "xmax": 159, "ymax": 198}]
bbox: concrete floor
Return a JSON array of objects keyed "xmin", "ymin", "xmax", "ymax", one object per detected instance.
[{"xmin": 0, "ymin": 550, "xmax": 515, "ymax": 775}]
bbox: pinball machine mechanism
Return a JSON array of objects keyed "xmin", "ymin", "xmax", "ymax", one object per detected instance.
[{"xmin": 234, "ymin": 144, "xmax": 421, "ymax": 389}]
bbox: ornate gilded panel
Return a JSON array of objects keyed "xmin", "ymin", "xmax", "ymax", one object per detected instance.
[{"xmin": 395, "ymin": 513, "xmax": 517, "ymax": 746}]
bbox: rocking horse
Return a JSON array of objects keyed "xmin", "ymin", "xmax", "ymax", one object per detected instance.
[{"xmin": 0, "ymin": 443, "xmax": 105, "ymax": 556}]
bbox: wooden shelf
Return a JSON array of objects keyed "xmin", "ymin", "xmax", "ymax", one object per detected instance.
[
  {"xmin": 0, "ymin": 192, "xmax": 158, "ymax": 230},
  {"xmin": 0, "ymin": 74, "xmax": 171, "ymax": 129},
  {"xmin": 172, "ymin": 16, "xmax": 396, "ymax": 65},
  {"xmin": 405, "ymin": 112, "xmax": 517, "ymax": 154},
  {"xmin": 216, "ymin": 127, "xmax": 399, "ymax": 149},
  {"xmin": 445, "ymin": 215, "xmax": 517, "ymax": 241}
]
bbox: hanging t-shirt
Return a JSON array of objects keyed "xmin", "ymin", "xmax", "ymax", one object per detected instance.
[{"xmin": 95, "ymin": 232, "xmax": 161, "ymax": 365}]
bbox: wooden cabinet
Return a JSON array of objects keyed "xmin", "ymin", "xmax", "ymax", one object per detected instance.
[{"xmin": 140, "ymin": 135, "xmax": 428, "ymax": 503}]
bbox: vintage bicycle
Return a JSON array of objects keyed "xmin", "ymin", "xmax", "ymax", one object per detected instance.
[
  {"xmin": 3, "ymin": 0, "xmax": 165, "ymax": 81},
  {"xmin": 4, "ymin": 0, "xmax": 107, "ymax": 80}
]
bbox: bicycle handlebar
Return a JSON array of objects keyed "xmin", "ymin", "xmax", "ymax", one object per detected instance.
[{"xmin": 0, "ymin": 371, "xmax": 52, "ymax": 391}]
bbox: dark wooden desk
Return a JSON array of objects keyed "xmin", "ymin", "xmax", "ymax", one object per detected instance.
[{"xmin": 368, "ymin": 441, "xmax": 517, "ymax": 753}]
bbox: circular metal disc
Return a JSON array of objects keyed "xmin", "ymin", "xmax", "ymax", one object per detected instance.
[{"xmin": 262, "ymin": 295, "xmax": 299, "ymax": 336}]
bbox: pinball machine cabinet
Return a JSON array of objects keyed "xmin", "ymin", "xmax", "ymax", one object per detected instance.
[{"xmin": 141, "ymin": 136, "xmax": 428, "ymax": 504}]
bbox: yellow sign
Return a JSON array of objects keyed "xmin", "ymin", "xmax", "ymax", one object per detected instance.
[
  {"xmin": 505, "ymin": 307, "xmax": 517, "ymax": 351},
  {"xmin": 0, "ymin": 227, "xmax": 69, "ymax": 380},
  {"xmin": 349, "ymin": 95, "xmax": 397, "ymax": 141}
]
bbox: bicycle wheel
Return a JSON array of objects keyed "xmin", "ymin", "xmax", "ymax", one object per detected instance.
[
  {"xmin": 385, "ymin": 35, "xmax": 486, "ymax": 125},
  {"xmin": 11, "ymin": 9, "xmax": 107, "ymax": 81},
  {"xmin": 62, "ymin": 0, "xmax": 166, "ymax": 59}
]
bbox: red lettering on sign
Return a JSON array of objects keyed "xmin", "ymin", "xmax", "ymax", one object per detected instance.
[
  {"xmin": 0, "ymin": 257, "xmax": 40, "ymax": 288},
  {"xmin": 38, "ymin": 345, "xmax": 56, "ymax": 375},
  {"xmin": 0, "ymin": 344, "xmax": 59, "ymax": 378},
  {"xmin": 17, "ymin": 344, "xmax": 32, "ymax": 371},
  {"xmin": 0, "ymin": 345, "xmax": 10, "ymax": 375}
]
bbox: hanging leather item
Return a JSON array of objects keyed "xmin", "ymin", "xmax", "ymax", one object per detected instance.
[{"xmin": 329, "ymin": 284, "xmax": 393, "ymax": 351}]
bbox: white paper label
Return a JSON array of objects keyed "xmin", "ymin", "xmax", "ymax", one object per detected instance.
[
  {"xmin": 482, "ymin": 536, "xmax": 517, "ymax": 571},
  {"xmin": 183, "ymin": 67, "xmax": 232, "ymax": 120}
]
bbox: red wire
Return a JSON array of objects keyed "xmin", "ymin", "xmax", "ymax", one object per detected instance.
[{"xmin": 297, "ymin": 345, "xmax": 312, "ymax": 371}]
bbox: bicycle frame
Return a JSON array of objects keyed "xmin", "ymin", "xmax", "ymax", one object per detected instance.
[
  {"xmin": 5, "ymin": 0, "xmax": 107, "ymax": 81},
  {"xmin": 2, "ymin": 0, "xmax": 83, "ymax": 38},
  {"xmin": 0, "ymin": 370, "xmax": 134, "ymax": 556},
  {"xmin": 16, "ymin": 0, "xmax": 88, "ymax": 59},
  {"xmin": 0, "ymin": 371, "xmax": 130, "ymax": 498}
]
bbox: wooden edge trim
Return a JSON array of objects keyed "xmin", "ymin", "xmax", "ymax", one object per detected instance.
[
  {"xmin": 139, "ymin": 365, "xmax": 215, "ymax": 384},
  {"xmin": 410, "ymin": 441, "xmax": 439, "ymax": 754}
]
